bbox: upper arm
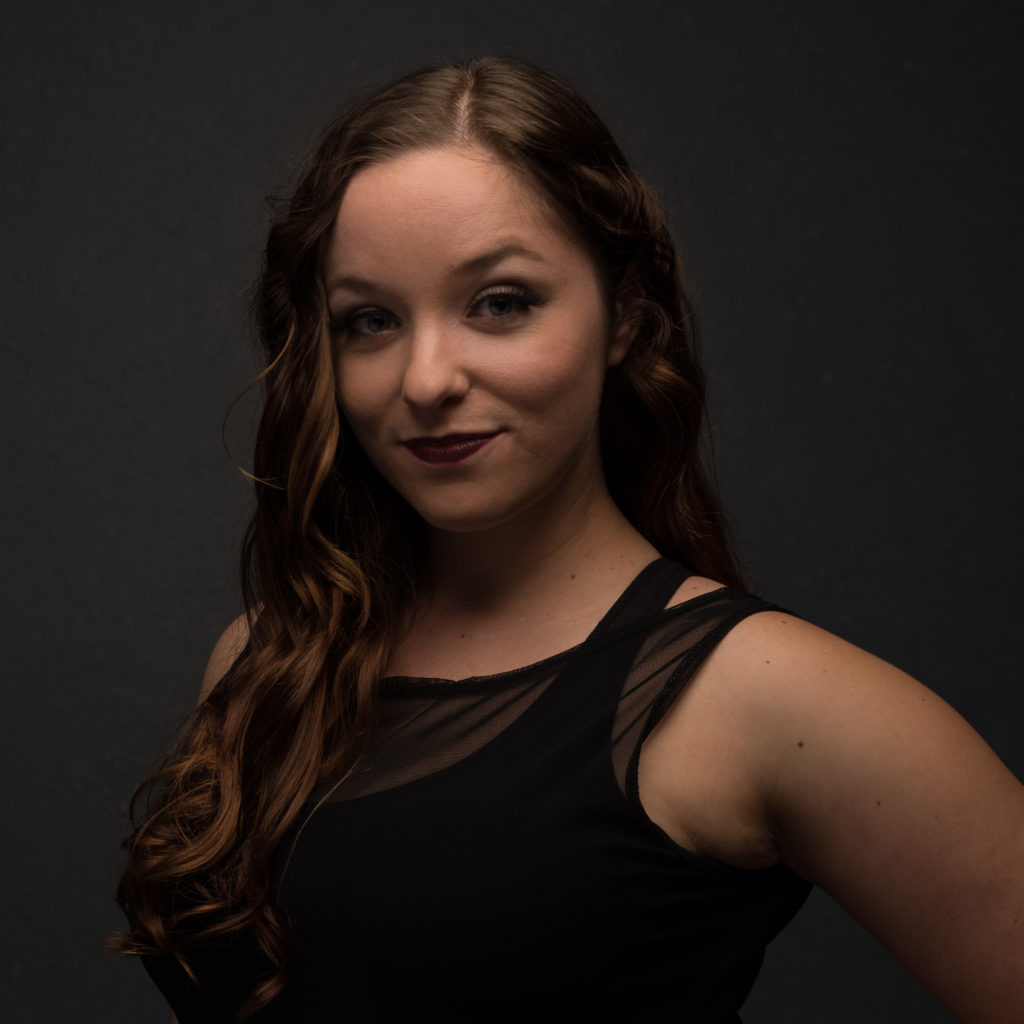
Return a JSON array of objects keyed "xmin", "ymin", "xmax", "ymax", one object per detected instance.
[
  {"xmin": 198, "ymin": 614, "xmax": 250, "ymax": 705},
  {"xmin": 725, "ymin": 612, "xmax": 1024, "ymax": 1022}
]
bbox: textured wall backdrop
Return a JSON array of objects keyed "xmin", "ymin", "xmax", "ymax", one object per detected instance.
[{"xmin": 1, "ymin": 1, "xmax": 1019, "ymax": 1021}]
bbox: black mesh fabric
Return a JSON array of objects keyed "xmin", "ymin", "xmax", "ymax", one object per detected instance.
[{"xmin": 144, "ymin": 560, "xmax": 812, "ymax": 1022}]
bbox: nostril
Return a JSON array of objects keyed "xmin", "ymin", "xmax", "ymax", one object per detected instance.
[{"xmin": 401, "ymin": 359, "xmax": 470, "ymax": 408}]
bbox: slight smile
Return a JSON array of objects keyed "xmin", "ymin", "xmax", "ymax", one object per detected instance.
[{"xmin": 402, "ymin": 432, "xmax": 502, "ymax": 465}]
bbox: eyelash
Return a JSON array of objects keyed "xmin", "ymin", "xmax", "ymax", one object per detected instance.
[
  {"xmin": 329, "ymin": 308, "xmax": 395, "ymax": 337},
  {"xmin": 329, "ymin": 283, "xmax": 543, "ymax": 340},
  {"xmin": 469, "ymin": 284, "xmax": 542, "ymax": 320}
]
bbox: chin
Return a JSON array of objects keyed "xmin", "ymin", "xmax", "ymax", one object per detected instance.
[
  {"xmin": 405, "ymin": 494, "xmax": 529, "ymax": 536},
  {"xmin": 416, "ymin": 509, "xmax": 515, "ymax": 536}
]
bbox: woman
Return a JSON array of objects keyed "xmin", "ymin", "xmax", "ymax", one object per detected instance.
[{"xmin": 113, "ymin": 57, "xmax": 1024, "ymax": 1022}]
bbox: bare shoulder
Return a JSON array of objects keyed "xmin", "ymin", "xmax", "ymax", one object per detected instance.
[
  {"xmin": 702, "ymin": 609, "xmax": 1018, "ymax": 826},
  {"xmin": 702, "ymin": 609, "xmax": 1024, "ymax": 1020},
  {"xmin": 700, "ymin": 608, "xmax": 995, "ymax": 773},
  {"xmin": 665, "ymin": 573, "xmax": 729, "ymax": 607},
  {"xmin": 198, "ymin": 614, "xmax": 250, "ymax": 705},
  {"xmin": 665, "ymin": 583, "xmax": 980, "ymax": 766}
]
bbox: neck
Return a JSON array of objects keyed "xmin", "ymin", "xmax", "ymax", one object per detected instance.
[{"xmin": 421, "ymin": 476, "xmax": 657, "ymax": 616}]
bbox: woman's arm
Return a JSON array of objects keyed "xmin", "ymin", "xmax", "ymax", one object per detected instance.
[{"xmin": 724, "ymin": 612, "xmax": 1024, "ymax": 1022}]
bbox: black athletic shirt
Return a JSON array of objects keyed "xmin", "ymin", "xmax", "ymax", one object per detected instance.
[{"xmin": 143, "ymin": 559, "xmax": 811, "ymax": 1021}]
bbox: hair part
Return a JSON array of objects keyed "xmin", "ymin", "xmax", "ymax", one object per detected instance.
[{"xmin": 111, "ymin": 56, "xmax": 741, "ymax": 1020}]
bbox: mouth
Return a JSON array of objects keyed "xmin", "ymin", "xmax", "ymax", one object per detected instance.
[{"xmin": 402, "ymin": 432, "xmax": 501, "ymax": 465}]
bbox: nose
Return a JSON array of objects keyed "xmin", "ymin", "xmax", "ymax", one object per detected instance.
[{"xmin": 400, "ymin": 321, "xmax": 470, "ymax": 409}]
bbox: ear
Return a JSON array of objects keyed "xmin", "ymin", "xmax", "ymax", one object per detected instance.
[
  {"xmin": 607, "ymin": 272, "xmax": 642, "ymax": 367},
  {"xmin": 608, "ymin": 317, "xmax": 634, "ymax": 367}
]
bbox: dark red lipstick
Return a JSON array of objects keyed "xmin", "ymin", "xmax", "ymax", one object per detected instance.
[{"xmin": 403, "ymin": 432, "xmax": 500, "ymax": 464}]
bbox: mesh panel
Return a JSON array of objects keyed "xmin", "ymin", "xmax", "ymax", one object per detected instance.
[
  {"xmin": 309, "ymin": 570, "xmax": 767, "ymax": 811},
  {"xmin": 610, "ymin": 609, "xmax": 727, "ymax": 796},
  {"xmin": 316, "ymin": 669, "xmax": 559, "ymax": 802}
]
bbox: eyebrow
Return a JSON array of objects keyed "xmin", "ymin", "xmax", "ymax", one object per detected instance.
[
  {"xmin": 449, "ymin": 243, "xmax": 546, "ymax": 276},
  {"xmin": 326, "ymin": 243, "xmax": 545, "ymax": 296}
]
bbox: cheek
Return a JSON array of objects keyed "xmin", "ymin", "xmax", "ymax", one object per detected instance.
[
  {"xmin": 333, "ymin": 357, "xmax": 387, "ymax": 440},
  {"xmin": 509, "ymin": 323, "xmax": 612, "ymax": 412}
]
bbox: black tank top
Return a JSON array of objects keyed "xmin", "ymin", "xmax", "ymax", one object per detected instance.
[{"xmin": 143, "ymin": 560, "xmax": 811, "ymax": 1022}]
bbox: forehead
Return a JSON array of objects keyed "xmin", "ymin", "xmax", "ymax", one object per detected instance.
[{"xmin": 325, "ymin": 146, "xmax": 582, "ymax": 276}]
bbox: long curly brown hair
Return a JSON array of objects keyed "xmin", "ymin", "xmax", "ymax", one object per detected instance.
[{"xmin": 111, "ymin": 56, "xmax": 743, "ymax": 1019}]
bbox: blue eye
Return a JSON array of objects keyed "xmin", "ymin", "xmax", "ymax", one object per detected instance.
[
  {"xmin": 471, "ymin": 285, "xmax": 540, "ymax": 322},
  {"xmin": 331, "ymin": 308, "xmax": 398, "ymax": 339},
  {"xmin": 353, "ymin": 309, "xmax": 397, "ymax": 334},
  {"xmin": 479, "ymin": 292, "xmax": 526, "ymax": 317}
]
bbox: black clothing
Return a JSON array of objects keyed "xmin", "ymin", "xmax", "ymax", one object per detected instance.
[{"xmin": 143, "ymin": 560, "xmax": 811, "ymax": 1021}]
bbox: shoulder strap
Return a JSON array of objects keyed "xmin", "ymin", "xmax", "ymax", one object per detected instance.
[
  {"xmin": 588, "ymin": 558, "xmax": 693, "ymax": 641},
  {"xmin": 552, "ymin": 560, "xmax": 695, "ymax": 722},
  {"xmin": 621, "ymin": 591, "xmax": 786, "ymax": 804}
]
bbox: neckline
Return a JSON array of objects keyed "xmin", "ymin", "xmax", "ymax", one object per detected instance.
[{"xmin": 382, "ymin": 558, "xmax": 697, "ymax": 691}]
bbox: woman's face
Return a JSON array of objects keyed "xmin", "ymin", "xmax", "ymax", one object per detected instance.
[{"xmin": 325, "ymin": 145, "xmax": 630, "ymax": 536}]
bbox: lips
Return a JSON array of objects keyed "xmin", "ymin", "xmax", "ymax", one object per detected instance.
[{"xmin": 402, "ymin": 432, "xmax": 500, "ymax": 464}]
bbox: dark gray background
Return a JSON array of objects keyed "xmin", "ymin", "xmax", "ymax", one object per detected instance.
[{"xmin": 2, "ymin": 1, "xmax": 1020, "ymax": 1021}]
